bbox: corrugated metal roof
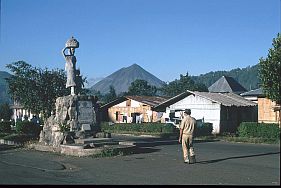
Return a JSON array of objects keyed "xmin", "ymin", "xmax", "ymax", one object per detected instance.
[
  {"xmin": 100, "ymin": 95, "xmax": 170, "ymax": 109},
  {"xmin": 154, "ymin": 90, "xmax": 256, "ymax": 110},
  {"xmin": 192, "ymin": 91, "xmax": 257, "ymax": 106},
  {"xmin": 240, "ymin": 88, "xmax": 264, "ymax": 97}
]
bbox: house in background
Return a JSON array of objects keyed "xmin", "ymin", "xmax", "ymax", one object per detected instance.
[
  {"xmin": 154, "ymin": 90, "xmax": 257, "ymax": 134},
  {"xmin": 240, "ymin": 88, "xmax": 261, "ymax": 103},
  {"xmin": 9, "ymin": 99, "xmax": 39, "ymax": 123},
  {"xmin": 208, "ymin": 76, "xmax": 247, "ymax": 94},
  {"xmin": 241, "ymin": 88, "xmax": 280, "ymax": 125},
  {"xmin": 100, "ymin": 96, "xmax": 169, "ymax": 123}
]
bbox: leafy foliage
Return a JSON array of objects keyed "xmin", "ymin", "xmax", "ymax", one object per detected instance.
[
  {"xmin": 0, "ymin": 121, "xmax": 12, "ymax": 133},
  {"xmin": 100, "ymin": 122, "xmax": 176, "ymax": 134},
  {"xmin": 238, "ymin": 122, "xmax": 280, "ymax": 140},
  {"xmin": 6, "ymin": 61, "xmax": 73, "ymax": 118},
  {"xmin": 103, "ymin": 85, "xmax": 118, "ymax": 104},
  {"xmin": 15, "ymin": 120, "xmax": 41, "ymax": 137},
  {"xmin": 160, "ymin": 72, "xmax": 208, "ymax": 97},
  {"xmin": 191, "ymin": 65, "xmax": 260, "ymax": 91},
  {"xmin": 259, "ymin": 33, "xmax": 281, "ymax": 104},
  {"xmin": 127, "ymin": 79, "xmax": 157, "ymax": 96},
  {"xmin": 0, "ymin": 71, "xmax": 12, "ymax": 104},
  {"xmin": 194, "ymin": 123, "xmax": 213, "ymax": 137},
  {"xmin": 0, "ymin": 103, "xmax": 13, "ymax": 120}
]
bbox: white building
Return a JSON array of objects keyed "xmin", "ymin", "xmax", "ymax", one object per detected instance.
[{"xmin": 154, "ymin": 90, "xmax": 257, "ymax": 134}]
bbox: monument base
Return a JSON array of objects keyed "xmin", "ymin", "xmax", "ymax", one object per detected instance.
[{"xmin": 39, "ymin": 95, "xmax": 99, "ymax": 147}]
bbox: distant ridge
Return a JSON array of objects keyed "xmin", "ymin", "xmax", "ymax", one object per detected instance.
[
  {"xmin": 191, "ymin": 64, "xmax": 259, "ymax": 91},
  {"xmin": 90, "ymin": 64, "xmax": 165, "ymax": 94},
  {"xmin": 0, "ymin": 71, "xmax": 12, "ymax": 104}
]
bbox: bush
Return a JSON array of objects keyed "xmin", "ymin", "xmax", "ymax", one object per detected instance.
[
  {"xmin": 194, "ymin": 123, "xmax": 213, "ymax": 137},
  {"xmin": 100, "ymin": 122, "xmax": 176, "ymax": 134},
  {"xmin": 0, "ymin": 121, "xmax": 12, "ymax": 133},
  {"xmin": 16, "ymin": 120, "xmax": 41, "ymax": 137},
  {"xmin": 238, "ymin": 122, "xmax": 280, "ymax": 139},
  {"xmin": 3, "ymin": 133, "xmax": 33, "ymax": 143}
]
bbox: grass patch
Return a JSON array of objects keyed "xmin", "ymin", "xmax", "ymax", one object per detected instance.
[
  {"xmin": 218, "ymin": 135, "xmax": 280, "ymax": 144},
  {"xmin": 106, "ymin": 131, "xmax": 178, "ymax": 138},
  {"xmin": 91, "ymin": 147, "xmax": 124, "ymax": 158}
]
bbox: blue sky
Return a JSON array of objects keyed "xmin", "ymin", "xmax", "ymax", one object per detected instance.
[{"xmin": 0, "ymin": 0, "xmax": 280, "ymax": 83}]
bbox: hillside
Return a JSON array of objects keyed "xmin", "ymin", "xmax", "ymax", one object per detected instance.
[
  {"xmin": 90, "ymin": 64, "xmax": 165, "ymax": 94},
  {"xmin": 0, "ymin": 71, "xmax": 12, "ymax": 104},
  {"xmin": 191, "ymin": 64, "xmax": 259, "ymax": 91},
  {"xmin": 1, "ymin": 64, "xmax": 260, "ymax": 102}
]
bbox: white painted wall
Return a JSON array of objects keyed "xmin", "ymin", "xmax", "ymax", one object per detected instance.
[
  {"xmin": 114, "ymin": 99, "xmax": 142, "ymax": 108},
  {"xmin": 131, "ymin": 100, "xmax": 141, "ymax": 107},
  {"xmin": 115, "ymin": 101, "xmax": 127, "ymax": 107},
  {"xmin": 166, "ymin": 94, "xmax": 221, "ymax": 134}
]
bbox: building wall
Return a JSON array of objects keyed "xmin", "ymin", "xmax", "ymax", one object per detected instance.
[
  {"xmin": 220, "ymin": 106, "xmax": 257, "ymax": 133},
  {"xmin": 258, "ymin": 97, "xmax": 280, "ymax": 124},
  {"xmin": 107, "ymin": 99, "xmax": 158, "ymax": 123},
  {"xmin": 166, "ymin": 95, "xmax": 221, "ymax": 134}
]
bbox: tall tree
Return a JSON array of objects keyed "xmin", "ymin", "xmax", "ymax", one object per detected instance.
[
  {"xmin": 127, "ymin": 79, "xmax": 157, "ymax": 96},
  {"xmin": 259, "ymin": 33, "xmax": 281, "ymax": 105},
  {"xmin": 103, "ymin": 85, "xmax": 117, "ymax": 103},
  {"xmin": 6, "ymin": 61, "xmax": 71, "ymax": 119},
  {"xmin": 0, "ymin": 103, "xmax": 13, "ymax": 121},
  {"xmin": 160, "ymin": 72, "xmax": 208, "ymax": 97}
]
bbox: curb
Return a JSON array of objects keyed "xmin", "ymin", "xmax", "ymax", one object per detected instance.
[{"xmin": 0, "ymin": 139, "xmax": 23, "ymax": 146}]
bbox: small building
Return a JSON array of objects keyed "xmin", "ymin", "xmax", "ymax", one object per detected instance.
[
  {"xmin": 241, "ymin": 88, "xmax": 280, "ymax": 125},
  {"xmin": 100, "ymin": 96, "xmax": 169, "ymax": 123},
  {"xmin": 154, "ymin": 90, "xmax": 257, "ymax": 134},
  {"xmin": 240, "ymin": 88, "xmax": 261, "ymax": 103},
  {"xmin": 208, "ymin": 76, "xmax": 247, "ymax": 94},
  {"xmin": 9, "ymin": 99, "xmax": 38, "ymax": 122}
]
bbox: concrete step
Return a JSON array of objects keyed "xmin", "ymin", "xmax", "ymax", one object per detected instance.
[{"xmin": 74, "ymin": 138, "xmax": 114, "ymax": 144}]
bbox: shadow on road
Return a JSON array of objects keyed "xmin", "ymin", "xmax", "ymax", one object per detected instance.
[
  {"xmin": 0, "ymin": 145, "xmax": 21, "ymax": 151},
  {"xmin": 129, "ymin": 147, "xmax": 161, "ymax": 155},
  {"xmin": 194, "ymin": 139, "xmax": 220, "ymax": 144},
  {"xmin": 197, "ymin": 152, "xmax": 280, "ymax": 164}
]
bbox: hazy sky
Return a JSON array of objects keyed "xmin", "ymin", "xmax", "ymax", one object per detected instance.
[{"xmin": 0, "ymin": 0, "xmax": 280, "ymax": 83}]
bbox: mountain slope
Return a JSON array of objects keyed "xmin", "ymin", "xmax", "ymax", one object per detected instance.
[
  {"xmin": 90, "ymin": 64, "xmax": 165, "ymax": 94},
  {"xmin": 191, "ymin": 64, "xmax": 259, "ymax": 91},
  {"xmin": 0, "ymin": 71, "xmax": 12, "ymax": 104}
]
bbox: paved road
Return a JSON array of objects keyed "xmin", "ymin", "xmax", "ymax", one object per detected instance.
[{"xmin": 0, "ymin": 138, "xmax": 279, "ymax": 185}]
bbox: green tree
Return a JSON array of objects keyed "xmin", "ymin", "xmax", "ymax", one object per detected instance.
[
  {"xmin": 6, "ymin": 61, "xmax": 71, "ymax": 119},
  {"xmin": 0, "ymin": 103, "xmax": 13, "ymax": 120},
  {"xmin": 127, "ymin": 79, "xmax": 157, "ymax": 96},
  {"xmin": 259, "ymin": 33, "xmax": 281, "ymax": 105},
  {"xmin": 160, "ymin": 72, "xmax": 208, "ymax": 97},
  {"xmin": 103, "ymin": 85, "xmax": 117, "ymax": 103}
]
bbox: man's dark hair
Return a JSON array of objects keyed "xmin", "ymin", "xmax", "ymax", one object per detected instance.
[{"xmin": 184, "ymin": 109, "xmax": 191, "ymax": 115}]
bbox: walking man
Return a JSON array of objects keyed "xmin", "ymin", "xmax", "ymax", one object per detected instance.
[{"xmin": 178, "ymin": 109, "xmax": 196, "ymax": 164}]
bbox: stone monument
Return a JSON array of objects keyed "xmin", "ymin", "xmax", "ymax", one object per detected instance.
[
  {"xmin": 62, "ymin": 36, "xmax": 79, "ymax": 95},
  {"xmin": 39, "ymin": 37, "xmax": 99, "ymax": 147}
]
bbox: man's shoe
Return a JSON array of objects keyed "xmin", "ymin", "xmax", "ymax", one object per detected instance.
[{"xmin": 184, "ymin": 159, "xmax": 190, "ymax": 163}]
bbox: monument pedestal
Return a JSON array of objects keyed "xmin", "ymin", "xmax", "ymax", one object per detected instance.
[{"xmin": 39, "ymin": 95, "xmax": 99, "ymax": 147}]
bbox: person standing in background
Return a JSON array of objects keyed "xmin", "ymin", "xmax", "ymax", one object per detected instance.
[{"xmin": 178, "ymin": 109, "xmax": 196, "ymax": 164}]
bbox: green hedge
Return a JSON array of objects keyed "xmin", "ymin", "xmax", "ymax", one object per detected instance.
[
  {"xmin": 238, "ymin": 122, "xmax": 280, "ymax": 139},
  {"xmin": 100, "ymin": 122, "xmax": 176, "ymax": 134},
  {"xmin": 194, "ymin": 123, "xmax": 213, "ymax": 137},
  {"xmin": 0, "ymin": 121, "xmax": 12, "ymax": 133},
  {"xmin": 16, "ymin": 120, "xmax": 41, "ymax": 137}
]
